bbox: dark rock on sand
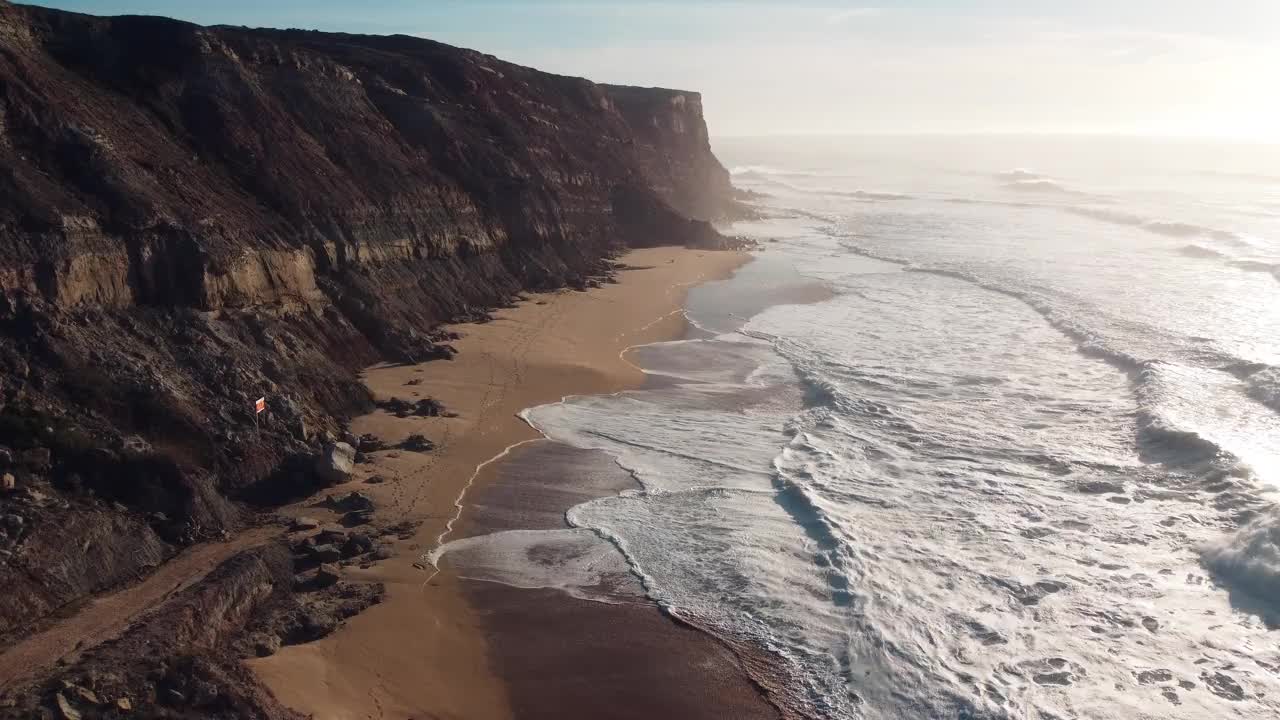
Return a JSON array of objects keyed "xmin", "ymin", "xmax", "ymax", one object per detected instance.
[
  {"xmin": 316, "ymin": 525, "xmax": 349, "ymax": 544},
  {"xmin": 314, "ymin": 564, "xmax": 341, "ymax": 589},
  {"xmin": 342, "ymin": 510, "xmax": 375, "ymax": 527},
  {"xmin": 400, "ymin": 434, "xmax": 436, "ymax": 452},
  {"xmin": 380, "ymin": 397, "xmax": 451, "ymax": 419},
  {"xmin": 308, "ymin": 545, "xmax": 343, "ymax": 564},
  {"xmin": 357, "ymin": 434, "xmax": 387, "ymax": 453},
  {"xmin": 331, "ymin": 491, "xmax": 375, "ymax": 512},
  {"xmin": 342, "ymin": 533, "xmax": 375, "ymax": 558}
]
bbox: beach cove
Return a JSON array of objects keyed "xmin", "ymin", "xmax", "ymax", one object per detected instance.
[{"xmin": 248, "ymin": 246, "xmax": 772, "ymax": 719}]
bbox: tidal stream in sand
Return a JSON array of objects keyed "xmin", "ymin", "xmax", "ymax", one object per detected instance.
[{"xmin": 437, "ymin": 136, "xmax": 1280, "ymax": 719}]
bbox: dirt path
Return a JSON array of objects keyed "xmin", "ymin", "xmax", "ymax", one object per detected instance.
[{"xmin": 0, "ymin": 526, "xmax": 277, "ymax": 688}]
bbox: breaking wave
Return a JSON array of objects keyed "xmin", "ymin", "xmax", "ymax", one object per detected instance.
[
  {"xmin": 822, "ymin": 188, "xmax": 912, "ymax": 201},
  {"xmin": 1177, "ymin": 244, "xmax": 1280, "ymax": 281},
  {"xmin": 737, "ymin": 173, "xmax": 912, "ymax": 202},
  {"xmin": 1202, "ymin": 510, "xmax": 1280, "ymax": 611},
  {"xmin": 712, "ymin": 142, "xmax": 1280, "ymax": 717},
  {"xmin": 995, "ymin": 168, "xmax": 1047, "ymax": 182},
  {"xmin": 1005, "ymin": 178, "xmax": 1090, "ymax": 196},
  {"xmin": 1244, "ymin": 367, "xmax": 1280, "ymax": 414},
  {"xmin": 820, "ymin": 232, "xmax": 1280, "ymax": 489},
  {"xmin": 1066, "ymin": 206, "xmax": 1260, "ymax": 246},
  {"xmin": 1179, "ymin": 243, "xmax": 1227, "ymax": 259},
  {"xmin": 731, "ymin": 164, "xmax": 818, "ymax": 178}
]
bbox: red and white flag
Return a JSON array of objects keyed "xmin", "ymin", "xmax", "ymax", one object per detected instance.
[{"xmin": 255, "ymin": 397, "xmax": 267, "ymax": 414}]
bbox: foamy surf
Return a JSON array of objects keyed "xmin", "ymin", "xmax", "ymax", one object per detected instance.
[{"xmin": 450, "ymin": 136, "xmax": 1280, "ymax": 719}]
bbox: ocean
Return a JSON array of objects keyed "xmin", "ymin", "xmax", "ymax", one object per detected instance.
[{"xmin": 439, "ymin": 135, "xmax": 1280, "ymax": 719}]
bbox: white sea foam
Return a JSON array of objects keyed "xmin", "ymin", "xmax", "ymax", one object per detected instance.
[
  {"xmin": 452, "ymin": 138, "xmax": 1280, "ymax": 719},
  {"xmin": 434, "ymin": 528, "xmax": 645, "ymax": 604}
]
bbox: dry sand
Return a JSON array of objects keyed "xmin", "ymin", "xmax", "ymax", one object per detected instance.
[{"xmin": 249, "ymin": 246, "xmax": 749, "ymax": 720}]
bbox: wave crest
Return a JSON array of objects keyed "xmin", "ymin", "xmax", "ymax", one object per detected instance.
[
  {"xmin": 730, "ymin": 165, "xmax": 813, "ymax": 178},
  {"xmin": 1066, "ymin": 206, "xmax": 1259, "ymax": 248},
  {"xmin": 995, "ymin": 168, "xmax": 1047, "ymax": 182},
  {"xmin": 1005, "ymin": 178, "xmax": 1084, "ymax": 195},
  {"xmin": 1244, "ymin": 367, "xmax": 1280, "ymax": 414},
  {"xmin": 1202, "ymin": 510, "xmax": 1280, "ymax": 609},
  {"xmin": 1179, "ymin": 243, "xmax": 1228, "ymax": 259}
]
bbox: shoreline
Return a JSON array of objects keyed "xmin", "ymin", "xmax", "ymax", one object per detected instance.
[
  {"xmin": 445, "ymin": 250, "xmax": 834, "ymax": 719},
  {"xmin": 248, "ymin": 246, "xmax": 752, "ymax": 719},
  {"xmin": 451, "ymin": 438, "xmax": 782, "ymax": 720}
]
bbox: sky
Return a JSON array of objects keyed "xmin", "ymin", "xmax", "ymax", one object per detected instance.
[{"xmin": 27, "ymin": 1, "xmax": 1280, "ymax": 141}]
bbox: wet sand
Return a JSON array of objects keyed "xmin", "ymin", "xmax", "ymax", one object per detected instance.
[
  {"xmin": 455, "ymin": 440, "xmax": 779, "ymax": 720},
  {"xmin": 248, "ymin": 247, "xmax": 756, "ymax": 719}
]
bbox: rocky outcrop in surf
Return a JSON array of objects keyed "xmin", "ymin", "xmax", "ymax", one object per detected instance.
[{"xmin": 0, "ymin": 0, "xmax": 745, "ymax": 712}]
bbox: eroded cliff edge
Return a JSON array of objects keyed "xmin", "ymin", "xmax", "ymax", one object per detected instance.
[{"xmin": 0, "ymin": 1, "xmax": 745, "ymax": 713}]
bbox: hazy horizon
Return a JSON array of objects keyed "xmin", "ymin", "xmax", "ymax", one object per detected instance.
[{"xmin": 26, "ymin": 1, "xmax": 1280, "ymax": 143}]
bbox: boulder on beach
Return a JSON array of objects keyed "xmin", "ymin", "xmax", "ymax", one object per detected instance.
[
  {"xmin": 315, "ymin": 442, "xmax": 356, "ymax": 485},
  {"xmin": 343, "ymin": 509, "xmax": 374, "ymax": 527},
  {"xmin": 309, "ymin": 544, "xmax": 342, "ymax": 563},
  {"xmin": 357, "ymin": 434, "xmax": 386, "ymax": 453},
  {"xmin": 328, "ymin": 491, "xmax": 375, "ymax": 513},
  {"xmin": 291, "ymin": 516, "xmax": 321, "ymax": 532},
  {"xmin": 399, "ymin": 434, "xmax": 435, "ymax": 452},
  {"xmin": 379, "ymin": 396, "xmax": 450, "ymax": 418},
  {"xmin": 316, "ymin": 525, "xmax": 348, "ymax": 544},
  {"xmin": 315, "ymin": 563, "xmax": 341, "ymax": 588},
  {"xmin": 342, "ymin": 533, "xmax": 374, "ymax": 558}
]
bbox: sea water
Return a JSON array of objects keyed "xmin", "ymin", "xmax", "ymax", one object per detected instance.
[{"xmin": 439, "ymin": 136, "xmax": 1280, "ymax": 719}]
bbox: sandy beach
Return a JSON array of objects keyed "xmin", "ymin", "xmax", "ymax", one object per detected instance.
[
  {"xmin": 453, "ymin": 439, "xmax": 781, "ymax": 720},
  {"xmin": 248, "ymin": 246, "xmax": 756, "ymax": 719}
]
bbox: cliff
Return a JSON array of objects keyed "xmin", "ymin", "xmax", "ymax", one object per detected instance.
[
  {"xmin": 0, "ymin": 3, "xmax": 741, "ymax": 313},
  {"xmin": 0, "ymin": 1, "xmax": 745, "ymax": 711}
]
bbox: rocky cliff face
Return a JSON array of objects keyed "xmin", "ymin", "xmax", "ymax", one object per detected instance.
[
  {"xmin": 0, "ymin": 3, "xmax": 740, "ymax": 314},
  {"xmin": 0, "ymin": 0, "xmax": 743, "ymax": 687}
]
